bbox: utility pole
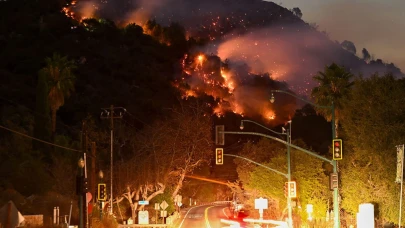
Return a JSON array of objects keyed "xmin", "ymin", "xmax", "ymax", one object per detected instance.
[
  {"xmin": 91, "ymin": 142, "xmax": 96, "ymax": 207},
  {"xmin": 100, "ymin": 105, "xmax": 125, "ymax": 215}
]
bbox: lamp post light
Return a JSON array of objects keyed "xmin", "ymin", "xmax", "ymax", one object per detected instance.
[
  {"xmin": 240, "ymin": 119, "xmax": 293, "ymax": 228},
  {"xmin": 270, "ymin": 90, "xmax": 340, "ymax": 228},
  {"xmin": 78, "ymin": 158, "xmax": 85, "ymax": 228}
]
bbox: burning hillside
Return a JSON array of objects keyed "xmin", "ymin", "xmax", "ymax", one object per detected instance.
[
  {"xmin": 63, "ymin": 0, "xmax": 403, "ymax": 122},
  {"xmin": 174, "ymin": 52, "xmax": 295, "ymax": 123}
]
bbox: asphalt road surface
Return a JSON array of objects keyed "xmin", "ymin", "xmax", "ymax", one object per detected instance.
[{"xmin": 177, "ymin": 204, "xmax": 232, "ymax": 228}]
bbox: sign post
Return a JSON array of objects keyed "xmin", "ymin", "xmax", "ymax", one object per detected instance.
[{"xmin": 254, "ymin": 197, "xmax": 268, "ymax": 220}]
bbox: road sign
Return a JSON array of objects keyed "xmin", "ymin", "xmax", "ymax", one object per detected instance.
[
  {"xmin": 254, "ymin": 197, "xmax": 268, "ymax": 210},
  {"xmin": 160, "ymin": 200, "xmax": 168, "ymax": 210},
  {"xmin": 139, "ymin": 200, "xmax": 149, "ymax": 205},
  {"xmin": 177, "ymin": 202, "xmax": 183, "ymax": 207},
  {"xmin": 138, "ymin": 211, "xmax": 149, "ymax": 224}
]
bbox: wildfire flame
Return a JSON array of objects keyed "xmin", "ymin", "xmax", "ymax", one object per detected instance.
[{"xmin": 176, "ymin": 53, "xmax": 278, "ymax": 120}]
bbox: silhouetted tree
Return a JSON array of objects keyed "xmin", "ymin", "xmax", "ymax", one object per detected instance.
[
  {"xmin": 39, "ymin": 53, "xmax": 77, "ymax": 137},
  {"xmin": 341, "ymin": 40, "xmax": 356, "ymax": 55},
  {"xmin": 362, "ymin": 48, "xmax": 371, "ymax": 62},
  {"xmin": 291, "ymin": 7, "xmax": 302, "ymax": 18},
  {"xmin": 311, "ymin": 63, "xmax": 354, "ymax": 137},
  {"xmin": 33, "ymin": 73, "xmax": 51, "ymax": 153}
]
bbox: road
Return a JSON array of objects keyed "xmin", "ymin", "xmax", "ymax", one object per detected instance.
[{"xmin": 177, "ymin": 203, "xmax": 233, "ymax": 228}]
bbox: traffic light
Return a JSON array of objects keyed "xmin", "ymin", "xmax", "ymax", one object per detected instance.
[
  {"xmin": 76, "ymin": 177, "xmax": 88, "ymax": 194},
  {"xmin": 332, "ymin": 139, "xmax": 343, "ymax": 160},
  {"xmin": 288, "ymin": 181, "xmax": 297, "ymax": 198},
  {"xmin": 216, "ymin": 148, "xmax": 224, "ymax": 165},
  {"xmin": 215, "ymin": 125, "xmax": 225, "ymax": 145},
  {"xmin": 330, "ymin": 173, "xmax": 338, "ymax": 190},
  {"xmin": 98, "ymin": 183, "xmax": 107, "ymax": 201}
]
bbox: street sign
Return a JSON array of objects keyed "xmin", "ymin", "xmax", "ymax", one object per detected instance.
[
  {"xmin": 138, "ymin": 211, "xmax": 149, "ymax": 224},
  {"xmin": 139, "ymin": 201, "xmax": 149, "ymax": 205},
  {"xmin": 254, "ymin": 197, "xmax": 268, "ymax": 210},
  {"xmin": 160, "ymin": 200, "xmax": 168, "ymax": 210}
]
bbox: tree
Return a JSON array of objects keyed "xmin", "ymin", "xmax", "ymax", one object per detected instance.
[
  {"xmin": 362, "ymin": 48, "xmax": 371, "ymax": 62},
  {"xmin": 235, "ymin": 138, "xmax": 329, "ymax": 222},
  {"xmin": 311, "ymin": 63, "xmax": 354, "ymax": 137},
  {"xmin": 39, "ymin": 53, "xmax": 77, "ymax": 137},
  {"xmin": 341, "ymin": 40, "xmax": 356, "ymax": 55},
  {"xmin": 339, "ymin": 74, "xmax": 405, "ymax": 224},
  {"xmin": 33, "ymin": 73, "xmax": 51, "ymax": 154},
  {"xmin": 115, "ymin": 102, "xmax": 213, "ymax": 219},
  {"xmin": 291, "ymin": 7, "xmax": 302, "ymax": 18}
]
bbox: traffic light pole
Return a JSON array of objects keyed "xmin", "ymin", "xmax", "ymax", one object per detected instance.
[
  {"xmin": 331, "ymin": 103, "xmax": 340, "ymax": 228},
  {"xmin": 286, "ymin": 127, "xmax": 293, "ymax": 228},
  {"xmin": 271, "ymin": 90, "xmax": 340, "ymax": 228},
  {"xmin": 79, "ymin": 165, "xmax": 84, "ymax": 228}
]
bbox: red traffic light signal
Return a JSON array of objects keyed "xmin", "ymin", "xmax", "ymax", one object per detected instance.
[
  {"xmin": 98, "ymin": 183, "xmax": 107, "ymax": 201},
  {"xmin": 332, "ymin": 139, "xmax": 343, "ymax": 160},
  {"xmin": 216, "ymin": 148, "xmax": 224, "ymax": 165}
]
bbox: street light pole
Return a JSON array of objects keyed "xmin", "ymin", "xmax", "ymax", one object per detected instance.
[{"xmin": 270, "ymin": 90, "xmax": 340, "ymax": 228}]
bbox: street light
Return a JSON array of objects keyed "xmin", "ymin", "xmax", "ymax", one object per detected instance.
[
  {"xmin": 240, "ymin": 119, "xmax": 293, "ymax": 228},
  {"xmin": 270, "ymin": 89, "xmax": 340, "ymax": 228},
  {"xmin": 78, "ymin": 158, "xmax": 85, "ymax": 228}
]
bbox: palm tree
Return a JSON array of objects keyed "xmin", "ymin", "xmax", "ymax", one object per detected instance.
[
  {"xmin": 39, "ymin": 53, "xmax": 77, "ymax": 136},
  {"xmin": 311, "ymin": 63, "xmax": 353, "ymax": 137}
]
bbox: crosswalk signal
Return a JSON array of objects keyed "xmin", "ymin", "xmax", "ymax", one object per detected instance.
[
  {"xmin": 332, "ymin": 139, "xmax": 343, "ymax": 160},
  {"xmin": 98, "ymin": 183, "xmax": 107, "ymax": 201},
  {"xmin": 216, "ymin": 148, "xmax": 224, "ymax": 165},
  {"xmin": 215, "ymin": 125, "xmax": 225, "ymax": 145},
  {"xmin": 330, "ymin": 173, "xmax": 338, "ymax": 190},
  {"xmin": 288, "ymin": 181, "xmax": 297, "ymax": 198},
  {"xmin": 283, "ymin": 182, "xmax": 288, "ymax": 197}
]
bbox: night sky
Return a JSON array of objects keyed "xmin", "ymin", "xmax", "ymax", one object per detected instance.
[{"xmin": 273, "ymin": 0, "xmax": 405, "ymax": 71}]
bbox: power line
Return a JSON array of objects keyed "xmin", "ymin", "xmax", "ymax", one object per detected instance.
[
  {"xmin": 0, "ymin": 124, "xmax": 82, "ymax": 153},
  {"xmin": 124, "ymin": 110, "xmax": 151, "ymax": 127}
]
